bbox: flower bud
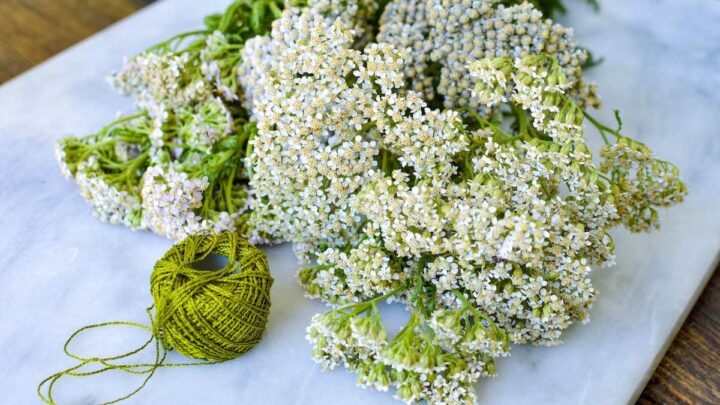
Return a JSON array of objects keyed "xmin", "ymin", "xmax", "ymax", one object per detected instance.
[
  {"xmin": 542, "ymin": 304, "xmax": 554, "ymax": 318},
  {"xmin": 484, "ymin": 359, "xmax": 496, "ymax": 376}
]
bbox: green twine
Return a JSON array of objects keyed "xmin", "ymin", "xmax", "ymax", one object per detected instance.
[{"xmin": 38, "ymin": 231, "xmax": 273, "ymax": 404}]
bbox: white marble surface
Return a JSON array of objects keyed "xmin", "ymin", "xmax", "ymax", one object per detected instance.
[{"xmin": 1, "ymin": 0, "xmax": 719, "ymax": 403}]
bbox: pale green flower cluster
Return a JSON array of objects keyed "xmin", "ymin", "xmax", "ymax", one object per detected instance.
[
  {"xmin": 599, "ymin": 136, "xmax": 687, "ymax": 232},
  {"xmin": 377, "ymin": 0, "xmax": 600, "ymax": 111},
  {"xmin": 56, "ymin": 1, "xmax": 290, "ymax": 239},
  {"xmin": 308, "ymin": 303, "xmax": 508, "ymax": 404},
  {"xmin": 55, "ymin": 91, "xmax": 252, "ymax": 239}
]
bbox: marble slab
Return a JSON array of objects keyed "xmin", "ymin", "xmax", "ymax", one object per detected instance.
[{"xmin": 1, "ymin": 0, "xmax": 719, "ymax": 403}]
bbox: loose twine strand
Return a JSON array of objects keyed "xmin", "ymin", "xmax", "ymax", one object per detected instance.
[{"xmin": 38, "ymin": 231, "xmax": 273, "ymax": 404}]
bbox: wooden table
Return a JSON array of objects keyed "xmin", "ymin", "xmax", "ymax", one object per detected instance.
[{"xmin": 1, "ymin": 1, "xmax": 717, "ymax": 403}]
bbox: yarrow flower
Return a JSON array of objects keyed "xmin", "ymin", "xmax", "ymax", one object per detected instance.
[
  {"xmin": 598, "ymin": 130, "xmax": 687, "ymax": 232},
  {"xmin": 56, "ymin": 1, "xmax": 687, "ymax": 403},
  {"xmin": 56, "ymin": 99, "xmax": 255, "ymax": 240},
  {"xmin": 306, "ymin": 294, "xmax": 508, "ymax": 404},
  {"xmin": 245, "ymin": 8, "xmax": 686, "ymax": 403},
  {"xmin": 55, "ymin": 113, "xmax": 153, "ymax": 229},
  {"xmin": 57, "ymin": 0, "xmax": 294, "ymax": 240},
  {"xmin": 377, "ymin": 0, "xmax": 600, "ymax": 112},
  {"xmin": 176, "ymin": 96, "xmax": 234, "ymax": 152},
  {"xmin": 244, "ymin": 8, "xmax": 407, "ymax": 256},
  {"xmin": 140, "ymin": 156, "xmax": 249, "ymax": 240},
  {"xmin": 471, "ymin": 54, "xmax": 585, "ymax": 143}
]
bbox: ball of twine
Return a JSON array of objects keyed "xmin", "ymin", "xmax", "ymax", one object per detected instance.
[
  {"xmin": 150, "ymin": 231, "xmax": 273, "ymax": 361},
  {"xmin": 39, "ymin": 231, "xmax": 274, "ymax": 404}
]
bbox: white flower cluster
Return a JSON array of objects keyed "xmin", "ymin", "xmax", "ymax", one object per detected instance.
[
  {"xmin": 317, "ymin": 136, "xmax": 616, "ymax": 343},
  {"xmin": 110, "ymin": 52, "xmax": 211, "ymax": 115},
  {"xmin": 378, "ymin": 0, "xmax": 599, "ymax": 111},
  {"xmin": 377, "ymin": 98, "xmax": 468, "ymax": 180},
  {"xmin": 238, "ymin": 0, "xmax": 383, "ymax": 114},
  {"xmin": 139, "ymin": 164, "xmax": 246, "ymax": 240},
  {"xmin": 303, "ymin": 228, "xmax": 414, "ymax": 303},
  {"xmin": 237, "ymin": 35, "xmax": 273, "ymax": 113},
  {"xmin": 74, "ymin": 156, "xmax": 143, "ymax": 228},
  {"xmin": 232, "ymin": 8, "xmax": 686, "ymax": 403},
  {"xmin": 245, "ymin": 9, "xmax": 405, "ymax": 256}
]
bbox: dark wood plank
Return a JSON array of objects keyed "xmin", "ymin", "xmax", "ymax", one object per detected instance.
[
  {"xmin": 0, "ymin": 0, "xmax": 154, "ymax": 83},
  {"xmin": 0, "ymin": 1, "xmax": 718, "ymax": 403},
  {"xmin": 639, "ymin": 268, "xmax": 720, "ymax": 404}
]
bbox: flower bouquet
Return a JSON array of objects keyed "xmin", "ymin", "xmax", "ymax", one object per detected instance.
[{"xmin": 55, "ymin": 1, "xmax": 686, "ymax": 403}]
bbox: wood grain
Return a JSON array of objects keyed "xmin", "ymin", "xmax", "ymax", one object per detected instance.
[
  {"xmin": 0, "ymin": 0, "xmax": 153, "ymax": 83},
  {"xmin": 0, "ymin": 1, "xmax": 718, "ymax": 404},
  {"xmin": 639, "ymin": 268, "xmax": 720, "ymax": 405}
]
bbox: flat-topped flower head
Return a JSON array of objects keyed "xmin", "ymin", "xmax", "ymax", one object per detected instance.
[
  {"xmin": 110, "ymin": 52, "xmax": 209, "ymax": 115},
  {"xmin": 246, "ymin": 8, "xmax": 464, "ymax": 260},
  {"xmin": 378, "ymin": 0, "xmax": 600, "ymax": 112}
]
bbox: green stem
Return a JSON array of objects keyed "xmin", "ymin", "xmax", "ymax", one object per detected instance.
[
  {"xmin": 218, "ymin": 0, "xmax": 243, "ymax": 32},
  {"xmin": 451, "ymin": 290, "xmax": 495, "ymax": 325},
  {"xmin": 332, "ymin": 285, "xmax": 405, "ymax": 314},
  {"xmin": 584, "ymin": 111, "xmax": 680, "ymax": 171},
  {"xmin": 124, "ymin": 150, "xmax": 150, "ymax": 180},
  {"xmin": 81, "ymin": 112, "xmax": 146, "ymax": 143},
  {"xmin": 510, "ymin": 103, "xmax": 529, "ymax": 137},
  {"xmin": 224, "ymin": 164, "xmax": 237, "ymax": 213},
  {"xmin": 358, "ymin": 121, "xmax": 376, "ymax": 135},
  {"xmin": 163, "ymin": 142, "xmax": 194, "ymax": 150},
  {"xmin": 459, "ymin": 106, "xmax": 491, "ymax": 128},
  {"xmin": 460, "ymin": 106, "xmax": 516, "ymax": 143},
  {"xmin": 202, "ymin": 182, "xmax": 214, "ymax": 217},
  {"xmin": 461, "ymin": 151, "xmax": 474, "ymax": 179},
  {"xmin": 596, "ymin": 171, "xmax": 612, "ymax": 183},
  {"xmin": 147, "ymin": 30, "xmax": 209, "ymax": 53},
  {"xmin": 380, "ymin": 148, "xmax": 391, "ymax": 175}
]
